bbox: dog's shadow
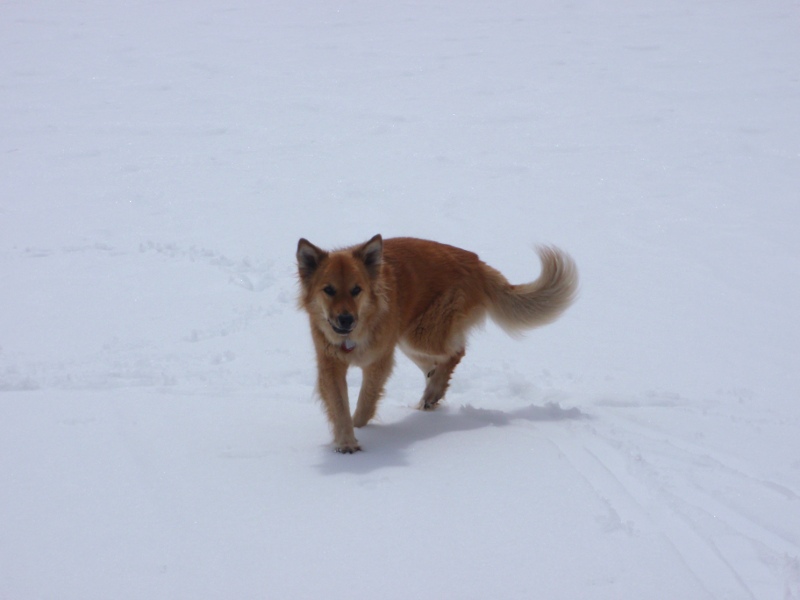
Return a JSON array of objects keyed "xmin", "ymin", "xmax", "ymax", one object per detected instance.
[{"xmin": 315, "ymin": 400, "xmax": 588, "ymax": 475}]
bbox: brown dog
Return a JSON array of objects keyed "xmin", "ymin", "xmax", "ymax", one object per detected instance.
[{"xmin": 296, "ymin": 235, "xmax": 578, "ymax": 453}]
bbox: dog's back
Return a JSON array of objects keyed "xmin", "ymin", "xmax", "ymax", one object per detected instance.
[
  {"xmin": 381, "ymin": 237, "xmax": 577, "ymax": 347},
  {"xmin": 381, "ymin": 238, "xmax": 491, "ymax": 336}
]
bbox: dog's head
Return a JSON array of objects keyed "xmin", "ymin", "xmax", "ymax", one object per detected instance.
[{"xmin": 296, "ymin": 234, "xmax": 385, "ymax": 342}]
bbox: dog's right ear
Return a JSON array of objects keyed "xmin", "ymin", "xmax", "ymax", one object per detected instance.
[{"xmin": 297, "ymin": 238, "xmax": 327, "ymax": 282}]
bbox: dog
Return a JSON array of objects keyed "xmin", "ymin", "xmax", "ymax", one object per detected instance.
[{"xmin": 296, "ymin": 235, "xmax": 578, "ymax": 453}]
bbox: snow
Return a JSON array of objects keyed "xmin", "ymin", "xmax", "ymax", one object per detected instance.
[{"xmin": 2, "ymin": 0, "xmax": 799, "ymax": 598}]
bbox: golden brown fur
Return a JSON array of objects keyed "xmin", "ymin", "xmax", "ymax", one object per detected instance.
[{"xmin": 296, "ymin": 235, "xmax": 578, "ymax": 453}]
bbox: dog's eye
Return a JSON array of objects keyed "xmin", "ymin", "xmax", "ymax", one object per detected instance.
[
  {"xmin": 351, "ymin": 286, "xmax": 362, "ymax": 297},
  {"xmin": 323, "ymin": 285, "xmax": 336, "ymax": 296}
]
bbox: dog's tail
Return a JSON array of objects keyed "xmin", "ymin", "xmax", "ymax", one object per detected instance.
[{"xmin": 485, "ymin": 246, "xmax": 578, "ymax": 335}]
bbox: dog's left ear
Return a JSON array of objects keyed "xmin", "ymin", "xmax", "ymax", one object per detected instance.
[
  {"xmin": 355, "ymin": 234, "xmax": 383, "ymax": 278},
  {"xmin": 297, "ymin": 238, "xmax": 327, "ymax": 282}
]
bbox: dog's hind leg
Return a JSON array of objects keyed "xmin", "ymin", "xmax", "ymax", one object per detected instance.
[
  {"xmin": 353, "ymin": 351, "xmax": 395, "ymax": 428},
  {"xmin": 418, "ymin": 348, "xmax": 465, "ymax": 410}
]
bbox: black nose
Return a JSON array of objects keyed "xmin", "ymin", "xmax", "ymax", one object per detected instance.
[{"xmin": 337, "ymin": 314, "xmax": 354, "ymax": 330}]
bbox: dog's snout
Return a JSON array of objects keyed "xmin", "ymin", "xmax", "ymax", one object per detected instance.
[{"xmin": 337, "ymin": 313, "xmax": 355, "ymax": 330}]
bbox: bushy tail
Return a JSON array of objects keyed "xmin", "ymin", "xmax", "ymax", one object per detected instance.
[{"xmin": 485, "ymin": 246, "xmax": 578, "ymax": 335}]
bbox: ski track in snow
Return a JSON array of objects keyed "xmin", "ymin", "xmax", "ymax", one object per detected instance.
[{"xmin": 547, "ymin": 412, "xmax": 800, "ymax": 599}]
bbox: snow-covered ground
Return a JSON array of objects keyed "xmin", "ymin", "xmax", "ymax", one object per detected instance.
[{"xmin": 2, "ymin": 1, "xmax": 799, "ymax": 598}]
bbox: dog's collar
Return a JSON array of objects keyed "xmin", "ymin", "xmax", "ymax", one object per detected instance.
[{"xmin": 340, "ymin": 338, "xmax": 356, "ymax": 353}]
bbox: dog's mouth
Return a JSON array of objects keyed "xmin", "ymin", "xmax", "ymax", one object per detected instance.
[{"xmin": 329, "ymin": 322, "xmax": 355, "ymax": 336}]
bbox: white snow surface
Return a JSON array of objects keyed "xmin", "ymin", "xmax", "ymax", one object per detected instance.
[{"xmin": 2, "ymin": 1, "xmax": 800, "ymax": 598}]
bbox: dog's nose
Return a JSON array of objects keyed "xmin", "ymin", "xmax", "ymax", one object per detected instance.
[{"xmin": 337, "ymin": 314, "xmax": 354, "ymax": 330}]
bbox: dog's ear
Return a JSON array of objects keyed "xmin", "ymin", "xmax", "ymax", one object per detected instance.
[
  {"xmin": 297, "ymin": 238, "xmax": 327, "ymax": 282},
  {"xmin": 355, "ymin": 234, "xmax": 383, "ymax": 278}
]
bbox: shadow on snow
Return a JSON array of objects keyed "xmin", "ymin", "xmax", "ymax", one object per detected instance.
[{"xmin": 316, "ymin": 400, "xmax": 587, "ymax": 475}]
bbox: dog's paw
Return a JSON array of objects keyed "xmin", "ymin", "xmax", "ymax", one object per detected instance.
[
  {"xmin": 419, "ymin": 398, "xmax": 441, "ymax": 411},
  {"xmin": 418, "ymin": 389, "xmax": 443, "ymax": 411},
  {"xmin": 335, "ymin": 441, "xmax": 362, "ymax": 454}
]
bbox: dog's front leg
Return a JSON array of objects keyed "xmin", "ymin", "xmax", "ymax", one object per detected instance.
[
  {"xmin": 353, "ymin": 351, "xmax": 395, "ymax": 428},
  {"xmin": 317, "ymin": 355, "xmax": 360, "ymax": 453}
]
